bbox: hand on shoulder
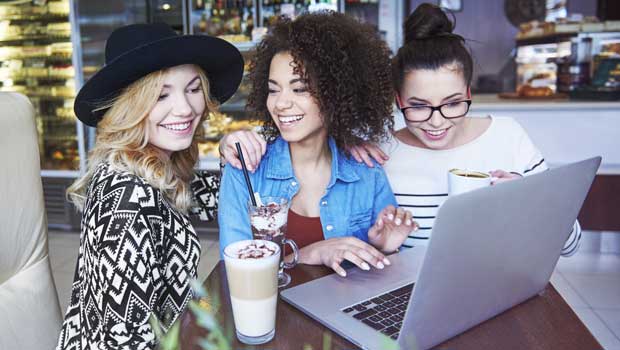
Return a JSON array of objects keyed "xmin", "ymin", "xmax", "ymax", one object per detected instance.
[{"xmin": 219, "ymin": 129, "xmax": 266, "ymax": 172}]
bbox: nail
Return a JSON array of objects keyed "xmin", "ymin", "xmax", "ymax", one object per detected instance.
[
  {"xmin": 339, "ymin": 270, "xmax": 347, "ymax": 277},
  {"xmin": 377, "ymin": 262, "xmax": 385, "ymax": 269},
  {"xmin": 388, "ymin": 214, "xmax": 394, "ymax": 221},
  {"xmin": 361, "ymin": 262, "xmax": 370, "ymax": 271},
  {"xmin": 383, "ymin": 258, "xmax": 391, "ymax": 266},
  {"xmin": 378, "ymin": 219, "xmax": 383, "ymax": 226},
  {"xmin": 405, "ymin": 219, "xmax": 412, "ymax": 226},
  {"xmin": 395, "ymin": 218, "xmax": 402, "ymax": 225}
]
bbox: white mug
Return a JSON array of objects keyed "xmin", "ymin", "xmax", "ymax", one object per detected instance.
[{"xmin": 448, "ymin": 169, "xmax": 492, "ymax": 196}]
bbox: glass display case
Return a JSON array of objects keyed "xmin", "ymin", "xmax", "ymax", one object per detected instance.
[
  {"xmin": 342, "ymin": 0, "xmax": 379, "ymax": 28},
  {"xmin": 74, "ymin": 0, "xmax": 149, "ymax": 149},
  {"xmin": 515, "ymin": 31, "xmax": 620, "ymax": 97},
  {"xmin": 259, "ymin": 0, "xmax": 338, "ymax": 27},
  {"xmin": 0, "ymin": 0, "xmax": 84, "ymax": 175}
]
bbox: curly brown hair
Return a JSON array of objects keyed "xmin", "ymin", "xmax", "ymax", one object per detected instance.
[{"xmin": 246, "ymin": 11, "xmax": 394, "ymax": 151}]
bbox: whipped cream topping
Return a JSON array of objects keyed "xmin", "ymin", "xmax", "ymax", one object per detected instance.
[
  {"xmin": 250, "ymin": 202, "xmax": 287, "ymax": 231},
  {"xmin": 236, "ymin": 241, "xmax": 277, "ymax": 259}
]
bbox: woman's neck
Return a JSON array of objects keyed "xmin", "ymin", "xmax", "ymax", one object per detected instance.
[{"xmin": 289, "ymin": 135, "xmax": 332, "ymax": 172}]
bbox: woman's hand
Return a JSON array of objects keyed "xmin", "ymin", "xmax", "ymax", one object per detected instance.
[
  {"xmin": 298, "ymin": 237, "xmax": 392, "ymax": 277},
  {"xmin": 489, "ymin": 170, "xmax": 522, "ymax": 185},
  {"xmin": 348, "ymin": 143, "xmax": 389, "ymax": 168},
  {"xmin": 368, "ymin": 205, "xmax": 417, "ymax": 253},
  {"xmin": 219, "ymin": 129, "xmax": 266, "ymax": 172}
]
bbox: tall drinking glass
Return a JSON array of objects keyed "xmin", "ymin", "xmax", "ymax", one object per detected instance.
[
  {"xmin": 224, "ymin": 240, "xmax": 280, "ymax": 345},
  {"xmin": 248, "ymin": 196, "xmax": 299, "ymax": 287}
]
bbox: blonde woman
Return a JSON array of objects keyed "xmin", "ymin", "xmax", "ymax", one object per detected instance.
[{"xmin": 56, "ymin": 24, "xmax": 243, "ymax": 350}]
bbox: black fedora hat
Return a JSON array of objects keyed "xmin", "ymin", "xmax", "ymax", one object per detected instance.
[{"xmin": 74, "ymin": 23, "xmax": 244, "ymax": 127}]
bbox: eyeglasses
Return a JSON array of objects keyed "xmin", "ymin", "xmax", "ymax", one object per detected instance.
[{"xmin": 399, "ymin": 100, "xmax": 472, "ymax": 123}]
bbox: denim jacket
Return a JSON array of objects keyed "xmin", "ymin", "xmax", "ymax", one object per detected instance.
[{"xmin": 217, "ymin": 136, "xmax": 397, "ymax": 255}]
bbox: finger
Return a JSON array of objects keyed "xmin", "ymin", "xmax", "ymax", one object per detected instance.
[
  {"xmin": 331, "ymin": 261, "xmax": 347, "ymax": 277},
  {"xmin": 352, "ymin": 246, "xmax": 386, "ymax": 269},
  {"xmin": 345, "ymin": 239, "xmax": 389, "ymax": 266},
  {"xmin": 224, "ymin": 151, "xmax": 243, "ymax": 170},
  {"xmin": 350, "ymin": 147, "xmax": 363, "ymax": 163},
  {"xmin": 490, "ymin": 170, "xmax": 508, "ymax": 178},
  {"xmin": 367, "ymin": 146, "xmax": 387, "ymax": 165},
  {"xmin": 221, "ymin": 149, "xmax": 242, "ymax": 170},
  {"xmin": 379, "ymin": 148, "xmax": 390, "ymax": 161},
  {"xmin": 359, "ymin": 149, "xmax": 375, "ymax": 168},
  {"xmin": 244, "ymin": 131, "xmax": 264, "ymax": 169},
  {"xmin": 235, "ymin": 133, "xmax": 258, "ymax": 170},
  {"xmin": 373, "ymin": 216, "xmax": 384, "ymax": 230},
  {"xmin": 251, "ymin": 130, "xmax": 267, "ymax": 156},
  {"xmin": 342, "ymin": 250, "xmax": 371, "ymax": 271},
  {"xmin": 403, "ymin": 210, "xmax": 413, "ymax": 227},
  {"xmin": 218, "ymin": 136, "xmax": 235, "ymax": 163},
  {"xmin": 380, "ymin": 205, "xmax": 396, "ymax": 222},
  {"xmin": 393, "ymin": 207, "xmax": 407, "ymax": 226},
  {"xmin": 240, "ymin": 141, "xmax": 256, "ymax": 171}
]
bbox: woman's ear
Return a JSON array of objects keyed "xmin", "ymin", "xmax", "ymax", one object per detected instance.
[
  {"xmin": 467, "ymin": 86, "xmax": 472, "ymax": 99},
  {"xmin": 395, "ymin": 92, "xmax": 403, "ymax": 108}
]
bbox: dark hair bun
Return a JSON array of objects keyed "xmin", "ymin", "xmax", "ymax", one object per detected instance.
[{"xmin": 404, "ymin": 3, "xmax": 455, "ymax": 44}]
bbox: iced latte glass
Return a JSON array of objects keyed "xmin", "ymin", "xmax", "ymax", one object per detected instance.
[
  {"xmin": 248, "ymin": 196, "xmax": 299, "ymax": 287},
  {"xmin": 223, "ymin": 240, "xmax": 280, "ymax": 345}
]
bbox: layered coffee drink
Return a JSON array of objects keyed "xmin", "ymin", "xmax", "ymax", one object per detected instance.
[
  {"xmin": 250, "ymin": 201, "xmax": 287, "ymax": 244},
  {"xmin": 248, "ymin": 196, "xmax": 299, "ymax": 287},
  {"xmin": 223, "ymin": 240, "xmax": 280, "ymax": 345}
]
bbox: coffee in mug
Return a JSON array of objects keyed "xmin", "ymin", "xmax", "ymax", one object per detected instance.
[
  {"xmin": 448, "ymin": 168, "xmax": 492, "ymax": 195},
  {"xmin": 224, "ymin": 239, "xmax": 280, "ymax": 345}
]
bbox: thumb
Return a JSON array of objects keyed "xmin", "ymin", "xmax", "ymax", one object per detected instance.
[{"xmin": 372, "ymin": 217, "xmax": 384, "ymax": 234}]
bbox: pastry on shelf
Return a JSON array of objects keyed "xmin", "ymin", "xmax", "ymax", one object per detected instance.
[{"xmin": 517, "ymin": 84, "xmax": 554, "ymax": 97}]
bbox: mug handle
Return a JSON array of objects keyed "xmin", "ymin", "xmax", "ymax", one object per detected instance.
[{"xmin": 283, "ymin": 238, "xmax": 299, "ymax": 269}]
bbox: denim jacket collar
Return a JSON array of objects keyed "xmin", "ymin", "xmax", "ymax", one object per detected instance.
[{"xmin": 264, "ymin": 137, "xmax": 360, "ymax": 186}]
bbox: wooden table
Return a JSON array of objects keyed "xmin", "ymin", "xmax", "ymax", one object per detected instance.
[{"xmin": 180, "ymin": 262, "xmax": 602, "ymax": 350}]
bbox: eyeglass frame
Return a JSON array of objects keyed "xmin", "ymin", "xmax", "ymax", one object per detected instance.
[{"xmin": 398, "ymin": 99, "xmax": 472, "ymax": 123}]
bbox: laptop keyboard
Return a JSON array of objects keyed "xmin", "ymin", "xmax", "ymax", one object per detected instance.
[{"xmin": 341, "ymin": 283, "xmax": 414, "ymax": 340}]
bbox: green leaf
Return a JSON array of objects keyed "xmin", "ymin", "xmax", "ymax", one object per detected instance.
[{"xmin": 322, "ymin": 333, "xmax": 332, "ymax": 350}]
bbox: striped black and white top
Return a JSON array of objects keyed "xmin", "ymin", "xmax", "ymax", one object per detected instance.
[{"xmin": 382, "ymin": 116, "xmax": 580, "ymax": 256}]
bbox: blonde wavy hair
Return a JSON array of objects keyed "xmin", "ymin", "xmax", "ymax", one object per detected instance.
[{"xmin": 67, "ymin": 64, "xmax": 218, "ymax": 213}]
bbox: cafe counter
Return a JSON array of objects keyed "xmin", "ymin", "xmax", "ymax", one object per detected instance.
[
  {"xmin": 471, "ymin": 94, "xmax": 620, "ymax": 231},
  {"xmin": 471, "ymin": 94, "xmax": 620, "ymax": 175}
]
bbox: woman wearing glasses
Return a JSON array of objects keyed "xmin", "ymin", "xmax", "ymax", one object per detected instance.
[
  {"xmin": 354, "ymin": 3, "xmax": 578, "ymax": 254},
  {"xmin": 221, "ymin": 4, "xmax": 580, "ymax": 255}
]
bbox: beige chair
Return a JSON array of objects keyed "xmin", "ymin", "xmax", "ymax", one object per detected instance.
[{"xmin": 0, "ymin": 92, "xmax": 62, "ymax": 350}]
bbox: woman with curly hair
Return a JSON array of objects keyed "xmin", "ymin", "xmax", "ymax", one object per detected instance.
[
  {"xmin": 224, "ymin": 4, "xmax": 580, "ymax": 257},
  {"xmin": 57, "ymin": 23, "xmax": 243, "ymax": 349},
  {"xmin": 217, "ymin": 12, "xmax": 417, "ymax": 278}
]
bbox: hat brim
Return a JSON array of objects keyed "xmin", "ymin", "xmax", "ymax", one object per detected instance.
[{"xmin": 75, "ymin": 35, "xmax": 244, "ymax": 127}]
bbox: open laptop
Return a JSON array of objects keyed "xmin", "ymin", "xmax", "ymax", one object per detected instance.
[{"xmin": 281, "ymin": 157, "xmax": 601, "ymax": 350}]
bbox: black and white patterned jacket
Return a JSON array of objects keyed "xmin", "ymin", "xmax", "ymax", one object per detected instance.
[{"xmin": 56, "ymin": 162, "xmax": 218, "ymax": 350}]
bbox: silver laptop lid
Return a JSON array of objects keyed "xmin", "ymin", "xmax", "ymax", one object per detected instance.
[{"xmin": 400, "ymin": 157, "xmax": 601, "ymax": 350}]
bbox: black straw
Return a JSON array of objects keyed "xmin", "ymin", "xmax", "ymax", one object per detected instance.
[{"xmin": 235, "ymin": 142, "xmax": 257, "ymax": 206}]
